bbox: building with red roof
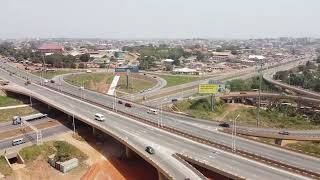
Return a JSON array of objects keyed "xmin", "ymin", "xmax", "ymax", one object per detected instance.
[{"xmin": 38, "ymin": 43, "xmax": 64, "ymax": 53}]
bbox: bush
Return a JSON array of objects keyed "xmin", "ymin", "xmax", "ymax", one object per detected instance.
[
  {"xmin": 190, "ymin": 98, "xmax": 211, "ymax": 111},
  {"xmin": 54, "ymin": 141, "xmax": 87, "ymax": 162}
]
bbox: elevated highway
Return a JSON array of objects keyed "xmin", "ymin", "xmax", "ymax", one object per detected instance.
[
  {"xmin": 263, "ymin": 73, "xmax": 320, "ymax": 100},
  {"xmin": 2, "ymin": 59, "xmax": 320, "ymax": 179},
  {"xmin": 1, "ymin": 65, "xmax": 314, "ymax": 179},
  {"xmin": 220, "ymin": 92, "xmax": 320, "ymax": 106}
]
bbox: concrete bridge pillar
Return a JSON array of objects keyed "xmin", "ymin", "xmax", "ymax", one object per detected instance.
[
  {"xmin": 125, "ymin": 146, "xmax": 134, "ymax": 159},
  {"xmin": 92, "ymin": 127, "xmax": 96, "ymax": 136},
  {"xmin": 158, "ymin": 171, "xmax": 168, "ymax": 180},
  {"xmin": 275, "ymin": 138, "xmax": 282, "ymax": 146}
]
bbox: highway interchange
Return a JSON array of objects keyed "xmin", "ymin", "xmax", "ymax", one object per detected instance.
[{"xmin": 0, "ymin": 57, "xmax": 320, "ymax": 179}]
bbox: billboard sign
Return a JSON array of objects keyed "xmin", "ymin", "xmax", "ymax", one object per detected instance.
[{"xmin": 198, "ymin": 84, "xmax": 219, "ymax": 94}]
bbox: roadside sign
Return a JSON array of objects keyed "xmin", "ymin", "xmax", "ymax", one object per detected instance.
[{"xmin": 198, "ymin": 84, "xmax": 219, "ymax": 94}]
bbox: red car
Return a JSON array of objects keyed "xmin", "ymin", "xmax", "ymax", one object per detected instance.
[{"xmin": 125, "ymin": 103, "xmax": 132, "ymax": 108}]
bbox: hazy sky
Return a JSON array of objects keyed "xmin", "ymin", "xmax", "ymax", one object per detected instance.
[{"xmin": 0, "ymin": 0, "xmax": 319, "ymax": 39}]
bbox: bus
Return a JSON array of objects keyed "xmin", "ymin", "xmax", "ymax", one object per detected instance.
[{"xmin": 12, "ymin": 138, "xmax": 25, "ymax": 146}]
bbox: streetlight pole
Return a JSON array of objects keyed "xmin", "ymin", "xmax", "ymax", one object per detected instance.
[
  {"xmin": 232, "ymin": 114, "xmax": 240, "ymax": 152},
  {"xmin": 158, "ymin": 98, "xmax": 167, "ymax": 127}
]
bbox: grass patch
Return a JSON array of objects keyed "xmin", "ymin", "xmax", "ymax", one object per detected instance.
[
  {"xmin": 65, "ymin": 73, "xmax": 156, "ymax": 95},
  {"xmin": 0, "ymin": 156, "xmax": 12, "ymax": 176},
  {"xmin": 0, "ymin": 96, "xmax": 24, "ymax": 107},
  {"xmin": 32, "ymin": 69, "xmax": 79, "ymax": 79},
  {"xmin": 0, "ymin": 106, "xmax": 46, "ymax": 123},
  {"xmin": 174, "ymin": 97, "xmax": 227, "ymax": 120},
  {"xmin": 20, "ymin": 141, "xmax": 88, "ymax": 164},
  {"xmin": 20, "ymin": 143, "xmax": 56, "ymax": 163},
  {"xmin": 174, "ymin": 97, "xmax": 320, "ymax": 130},
  {"xmin": 285, "ymin": 142, "xmax": 320, "ymax": 158},
  {"xmin": 224, "ymin": 107, "xmax": 320, "ymax": 130},
  {"xmin": 160, "ymin": 75, "xmax": 202, "ymax": 87},
  {"xmin": 64, "ymin": 73, "xmax": 111, "ymax": 88}
]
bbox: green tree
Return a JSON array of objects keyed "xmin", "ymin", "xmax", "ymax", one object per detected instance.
[{"xmin": 79, "ymin": 53, "xmax": 90, "ymax": 62}]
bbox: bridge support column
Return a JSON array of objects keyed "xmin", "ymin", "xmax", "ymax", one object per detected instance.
[
  {"xmin": 158, "ymin": 171, "xmax": 168, "ymax": 180},
  {"xmin": 92, "ymin": 127, "xmax": 96, "ymax": 136},
  {"xmin": 275, "ymin": 138, "xmax": 282, "ymax": 146},
  {"xmin": 125, "ymin": 146, "xmax": 134, "ymax": 159}
]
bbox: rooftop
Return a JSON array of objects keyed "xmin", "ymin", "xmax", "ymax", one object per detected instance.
[{"xmin": 38, "ymin": 43, "xmax": 64, "ymax": 50}]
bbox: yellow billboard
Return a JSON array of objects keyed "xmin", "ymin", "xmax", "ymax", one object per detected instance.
[{"xmin": 198, "ymin": 84, "xmax": 219, "ymax": 94}]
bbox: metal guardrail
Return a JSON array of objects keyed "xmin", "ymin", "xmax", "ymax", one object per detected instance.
[{"xmin": 41, "ymin": 84, "xmax": 320, "ymax": 179}]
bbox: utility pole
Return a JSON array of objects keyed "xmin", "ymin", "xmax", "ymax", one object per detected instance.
[{"xmin": 257, "ymin": 62, "xmax": 262, "ymax": 127}]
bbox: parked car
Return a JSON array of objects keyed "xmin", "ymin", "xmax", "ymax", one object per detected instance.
[
  {"xmin": 278, "ymin": 131, "xmax": 290, "ymax": 135},
  {"xmin": 50, "ymin": 79, "xmax": 55, "ymax": 83},
  {"xmin": 44, "ymin": 79, "xmax": 49, "ymax": 83},
  {"xmin": 145, "ymin": 146, "xmax": 155, "ymax": 154},
  {"xmin": 125, "ymin": 103, "xmax": 132, "ymax": 107},
  {"xmin": 219, "ymin": 122, "xmax": 230, "ymax": 128},
  {"xmin": 118, "ymin": 100, "xmax": 123, "ymax": 104}
]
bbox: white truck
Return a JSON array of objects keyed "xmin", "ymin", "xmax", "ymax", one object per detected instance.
[{"xmin": 12, "ymin": 113, "xmax": 48, "ymax": 125}]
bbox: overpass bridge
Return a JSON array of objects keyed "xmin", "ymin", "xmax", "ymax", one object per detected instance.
[
  {"xmin": 1, "ymin": 60, "xmax": 320, "ymax": 179},
  {"xmin": 220, "ymin": 92, "xmax": 320, "ymax": 108},
  {"xmin": 263, "ymin": 73, "xmax": 320, "ymax": 100}
]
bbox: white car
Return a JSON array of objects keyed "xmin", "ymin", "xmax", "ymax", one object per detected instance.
[
  {"xmin": 147, "ymin": 109, "xmax": 158, "ymax": 115},
  {"xmin": 44, "ymin": 79, "xmax": 49, "ymax": 83},
  {"xmin": 94, "ymin": 113, "xmax": 105, "ymax": 121}
]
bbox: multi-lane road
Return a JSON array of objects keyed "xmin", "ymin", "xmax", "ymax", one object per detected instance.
[{"xmin": 0, "ymin": 60, "xmax": 316, "ymax": 179}]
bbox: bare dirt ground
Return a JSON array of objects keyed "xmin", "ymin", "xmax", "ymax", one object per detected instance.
[
  {"xmin": 88, "ymin": 76, "xmax": 110, "ymax": 94},
  {"xmin": 216, "ymin": 104, "xmax": 253, "ymax": 121},
  {"xmin": 9, "ymin": 129, "xmax": 157, "ymax": 180}
]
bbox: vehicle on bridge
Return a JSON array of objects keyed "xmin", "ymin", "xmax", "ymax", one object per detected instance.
[
  {"xmin": 145, "ymin": 146, "xmax": 155, "ymax": 154},
  {"xmin": 25, "ymin": 80, "xmax": 31, "ymax": 85},
  {"xmin": 0, "ymin": 80, "xmax": 9, "ymax": 85},
  {"xmin": 94, "ymin": 113, "xmax": 105, "ymax": 122},
  {"xmin": 279, "ymin": 131, "xmax": 290, "ymax": 135},
  {"xmin": 219, "ymin": 122, "xmax": 230, "ymax": 128},
  {"xmin": 125, "ymin": 102, "xmax": 132, "ymax": 108},
  {"xmin": 147, "ymin": 108, "xmax": 158, "ymax": 115},
  {"xmin": 12, "ymin": 138, "xmax": 25, "ymax": 146}
]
